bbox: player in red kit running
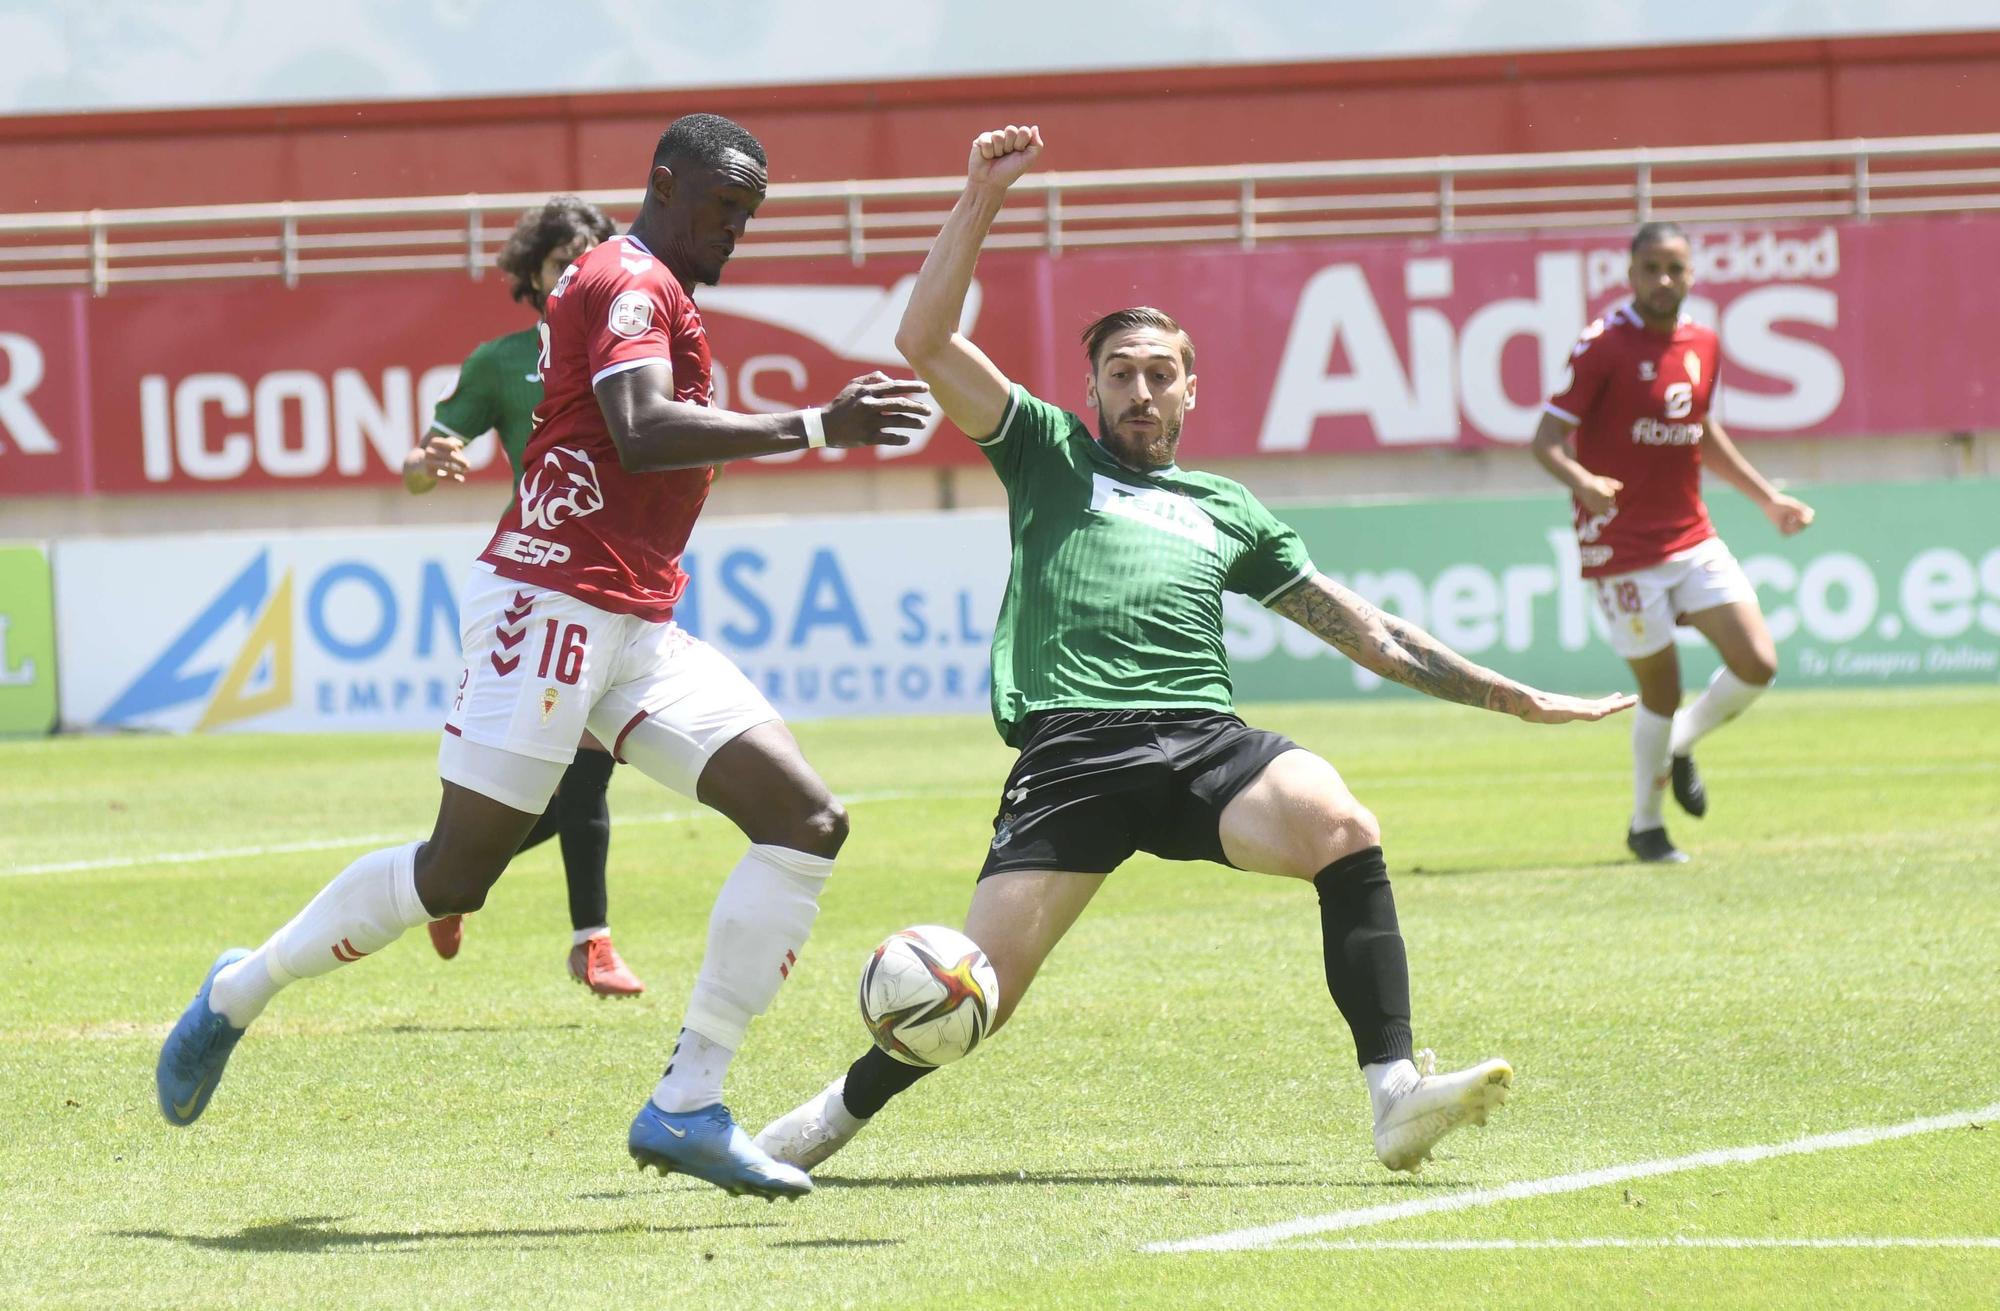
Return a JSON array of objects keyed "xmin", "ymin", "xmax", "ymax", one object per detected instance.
[
  {"xmin": 155, "ymin": 113, "xmax": 931, "ymax": 1202},
  {"xmin": 1533, "ymin": 221, "xmax": 1814, "ymax": 863}
]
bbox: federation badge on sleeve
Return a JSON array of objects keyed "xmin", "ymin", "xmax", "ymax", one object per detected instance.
[{"xmin": 608, "ymin": 290, "xmax": 655, "ymax": 338}]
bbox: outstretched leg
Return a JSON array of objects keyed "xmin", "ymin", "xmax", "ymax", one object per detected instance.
[
  {"xmin": 157, "ymin": 779, "xmax": 539, "ymax": 1125},
  {"xmin": 755, "ymin": 867, "xmax": 1103, "ymax": 1171},
  {"xmin": 1218, "ymin": 748, "xmax": 1511, "ymax": 1172}
]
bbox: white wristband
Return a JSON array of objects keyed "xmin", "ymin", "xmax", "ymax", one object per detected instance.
[{"xmin": 802, "ymin": 407, "xmax": 827, "ymax": 449}]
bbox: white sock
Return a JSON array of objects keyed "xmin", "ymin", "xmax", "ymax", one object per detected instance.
[
  {"xmin": 1365, "ymin": 1058, "xmax": 1422, "ymax": 1123},
  {"xmin": 652, "ymin": 1028, "xmax": 734, "ymax": 1113},
  {"xmin": 572, "ymin": 925, "xmax": 609, "ymax": 946},
  {"xmin": 825, "ymin": 1076, "xmax": 868, "ymax": 1128},
  {"xmin": 678, "ymin": 843, "xmax": 834, "ymax": 1051},
  {"xmin": 208, "ymin": 841, "xmax": 428, "ymax": 1027},
  {"xmin": 1631, "ymin": 707, "xmax": 1674, "ymax": 831},
  {"xmin": 1670, "ymin": 667, "xmax": 1767, "ymax": 756}
]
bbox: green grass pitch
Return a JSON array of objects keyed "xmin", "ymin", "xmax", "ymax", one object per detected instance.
[{"xmin": 2, "ymin": 687, "xmax": 1997, "ymax": 1309}]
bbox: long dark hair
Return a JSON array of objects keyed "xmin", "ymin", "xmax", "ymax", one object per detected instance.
[{"xmin": 496, "ymin": 196, "xmax": 616, "ymax": 310}]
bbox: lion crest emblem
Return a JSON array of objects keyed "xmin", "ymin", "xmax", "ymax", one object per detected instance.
[{"xmin": 519, "ymin": 445, "xmax": 604, "ymax": 532}]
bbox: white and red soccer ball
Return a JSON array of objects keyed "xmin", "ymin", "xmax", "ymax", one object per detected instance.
[{"xmin": 858, "ymin": 925, "xmax": 999, "ymax": 1068}]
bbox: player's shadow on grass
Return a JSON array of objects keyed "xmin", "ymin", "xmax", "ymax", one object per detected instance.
[
  {"xmin": 1401, "ymin": 857, "xmax": 1636, "ymax": 878},
  {"xmin": 811, "ymin": 1168, "xmax": 1454, "ymax": 1191},
  {"xmin": 383, "ymin": 1022, "xmax": 587, "ymax": 1035},
  {"xmin": 117, "ymin": 1215, "xmax": 775, "ymax": 1254}
]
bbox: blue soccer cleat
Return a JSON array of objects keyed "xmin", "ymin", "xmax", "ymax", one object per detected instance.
[
  {"xmin": 628, "ymin": 1101, "xmax": 813, "ymax": 1200},
  {"xmin": 156, "ymin": 948, "xmax": 251, "ymax": 1126}
]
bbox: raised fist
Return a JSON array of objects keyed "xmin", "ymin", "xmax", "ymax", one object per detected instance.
[{"xmin": 968, "ymin": 125, "xmax": 1043, "ymax": 191}]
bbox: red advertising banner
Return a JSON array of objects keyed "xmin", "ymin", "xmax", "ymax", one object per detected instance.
[
  {"xmin": 1027, "ymin": 215, "xmax": 1996, "ymax": 456},
  {"xmin": 0, "ymin": 215, "xmax": 1994, "ymax": 498},
  {"xmin": 0, "ymin": 292, "xmax": 90, "ymax": 496}
]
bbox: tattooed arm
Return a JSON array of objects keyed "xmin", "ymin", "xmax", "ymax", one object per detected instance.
[{"xmin": 1269, "ymin": 572, "xmax": 1634, "ymax": 724}]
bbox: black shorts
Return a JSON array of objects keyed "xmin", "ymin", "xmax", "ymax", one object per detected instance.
[{"xmin": 977, "ymin": 709, "xmax": 1300, "ymax": 880}]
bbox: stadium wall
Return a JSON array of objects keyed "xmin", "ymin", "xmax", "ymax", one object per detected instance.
[
  {"xmin": 2, "ymin": 34, "xmax": 1996, "ymax": 538},
  {"xmin": 24, "ymin": 479, "xmax": 2000, "ymax": 737},
  {"xmin": 1, "ymin": 215, "xmax": 1995, "ymax": 537},
  {"xmin": 2, "ymin": 32, "xmax": 1998, "ymax": 210}
]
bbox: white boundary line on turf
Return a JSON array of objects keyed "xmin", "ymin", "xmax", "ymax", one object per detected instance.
[
  {"xmin": 14, "ymin": 758, "xmax": 1991, "ymax": 880},
  {"xmin": 1288, "ymin": 1237, "xmax": 2000, "ymax": 1251},
  {"xmin": 0, "ymin": 788, "xmax": 985, "ymax": 878},
  {"xmin": 1143, "ymin": 1101, "xmax": 2000, "ymax": 1254}
]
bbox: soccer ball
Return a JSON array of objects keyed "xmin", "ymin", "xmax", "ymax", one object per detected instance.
[{"xmin": 858, "ymin": 925, "xmax": 999, "ymax": 1068}]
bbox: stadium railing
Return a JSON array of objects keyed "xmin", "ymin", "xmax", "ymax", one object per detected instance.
[{"xmin": 1, "ymin": 133, "xmax": 1997, "ymax": 293}]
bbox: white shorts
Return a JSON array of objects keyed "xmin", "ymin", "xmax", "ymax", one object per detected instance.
[
  {"xmin": 1592, "ymin": 537, "xmax": 1757, "ymax": 661},
  {"xmin": 438, "ymin": 565, "xmax": 780, "ymax": 813}
]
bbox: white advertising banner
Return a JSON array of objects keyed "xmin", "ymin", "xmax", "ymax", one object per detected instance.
[{"xmin": 53, "ymin": 511, "xmax": 1010, "ymax": 735}]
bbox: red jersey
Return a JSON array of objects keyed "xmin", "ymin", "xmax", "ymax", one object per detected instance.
[
  {"xmin": 1545, "ymin": 301, "xmax": 1722, "ymax": 579},
  {"xmin": 479, "ymin": 234, "xmax": 715, "ymax": 620}
]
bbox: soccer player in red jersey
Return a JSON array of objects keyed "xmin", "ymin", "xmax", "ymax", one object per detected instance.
[
  {"xmin": 1533, "ymin": 221, "xmax": 1815, "ymax": 863},
  {"xmin": 156, "ymin": 113, "xmax": 931, "ymax": 1201},
  {"xmin": 401, "ymin": 195, "xmax": 647, "ymax": 998}
]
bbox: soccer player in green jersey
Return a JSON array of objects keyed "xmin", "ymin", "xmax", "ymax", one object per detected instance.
[
  {"xmin": 400, "ymin": 196, "xmax": 646, "ymax": 998},
  {"xmin": 756, "ymin": 126, "xmax": 1637, "ymax": 1175}
]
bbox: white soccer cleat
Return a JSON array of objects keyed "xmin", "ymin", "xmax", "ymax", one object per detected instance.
[
  {"xmin": 1372, "ymin": 1049, "xmax": 1513, "ymax": 1173},
  {"xmin": 753, "ymin": 1076, "xmax": 868, "ymax": 1172}
]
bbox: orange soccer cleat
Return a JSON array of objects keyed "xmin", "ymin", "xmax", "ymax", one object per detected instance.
[
  {"xmin": 568, "ymin": 935, "xmax": 645, "ymax": 998},
  {"xmin": 427, "ymin": 914, "xmax": 465, "ymax": 960}
]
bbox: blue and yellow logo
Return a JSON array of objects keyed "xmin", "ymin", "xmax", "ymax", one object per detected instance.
[{"xmin": 102, "ymin": 552, "xmax": 294, "ymax": 730}]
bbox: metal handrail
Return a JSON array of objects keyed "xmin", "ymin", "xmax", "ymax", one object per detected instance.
[{"xmin": 1, "ymin": 132, "xmax": 1995, "ymax": 292}]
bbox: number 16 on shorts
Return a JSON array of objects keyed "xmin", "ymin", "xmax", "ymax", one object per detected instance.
[{"xmin": 445, "ymin": 570, "xmax": 602, "ymax": 760}]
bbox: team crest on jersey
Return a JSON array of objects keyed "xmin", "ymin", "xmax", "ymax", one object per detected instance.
[
  {"xmin": 608, "ymin": 290, "xmax": 655, "ymax": 338},
  {"xmin": 519, "ymin": 445, "xmax": 605, "ymax": 532},
  {"xmin": 1638, "ymin": 361, "xmax": 1657, "ymax": 381}
]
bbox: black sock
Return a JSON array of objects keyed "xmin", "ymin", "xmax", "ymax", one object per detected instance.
[
  {"xmin": 556, "ymin": 750, "xmax": 615, "ymax": 932},
  {"xmin": 841, "ymin": 1045, "xmax": 933, "ymax": 1119},
  {"xmin": 516, "ymin": 807, "xmax": 562, "ymax": 854},
  {"xmin": 1313, "ymin": 846, "xmax": 1415, "ymax": 1069}
]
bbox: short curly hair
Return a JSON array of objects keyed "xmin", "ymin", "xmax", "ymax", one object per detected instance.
[{"xmin": 495, "ymin": 196, "xmax": 616, "ymax": 309}]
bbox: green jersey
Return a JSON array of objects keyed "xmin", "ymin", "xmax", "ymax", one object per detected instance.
[
  {"xmin": 430, "ymin": 326, "xmax": 544, "ymax": 482},
  {"xmin": 977, "ymin": 385, "xmax": 1315, "ymax": 746}
]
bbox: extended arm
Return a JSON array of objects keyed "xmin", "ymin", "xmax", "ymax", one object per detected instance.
[
  {"xmin": 1270, "ymin": 572, "xmax": 1634, "ymax": 723},
  {"xmin": 894, "ymin": 125, "xmax": 1044, "ymax": 441},
  {"xmin": 593, "ymin": 364, "xmax": 931, "ymax": 473},
  {"xmin": 1701, "ymin": 416, "xmax": 1814, "ymax": 534}
]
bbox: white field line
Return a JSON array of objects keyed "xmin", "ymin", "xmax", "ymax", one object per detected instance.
[
  {"xmin": 1144, "ymin": 1101, "xmax": 2000, "ymax": 1254},
  {"xmin": 0, "ymin": 787, "xmax": 985, "ymax": 878},
  {"xmin": 17, "ymin": 756, "xmax": 1992, "ymax": 881},
  {"xmin": 1287, "ymin": 1237, "xmax": 2000, "ymax": 1251},
  {"xmin": 1360, "ymin": 760, "xmax": 1997, "ymax": 790}
]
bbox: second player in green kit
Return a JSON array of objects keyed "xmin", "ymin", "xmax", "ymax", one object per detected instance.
[{"xmin": 756, "ymin": 125, "xmax": 1636, "ymax": 1179}]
